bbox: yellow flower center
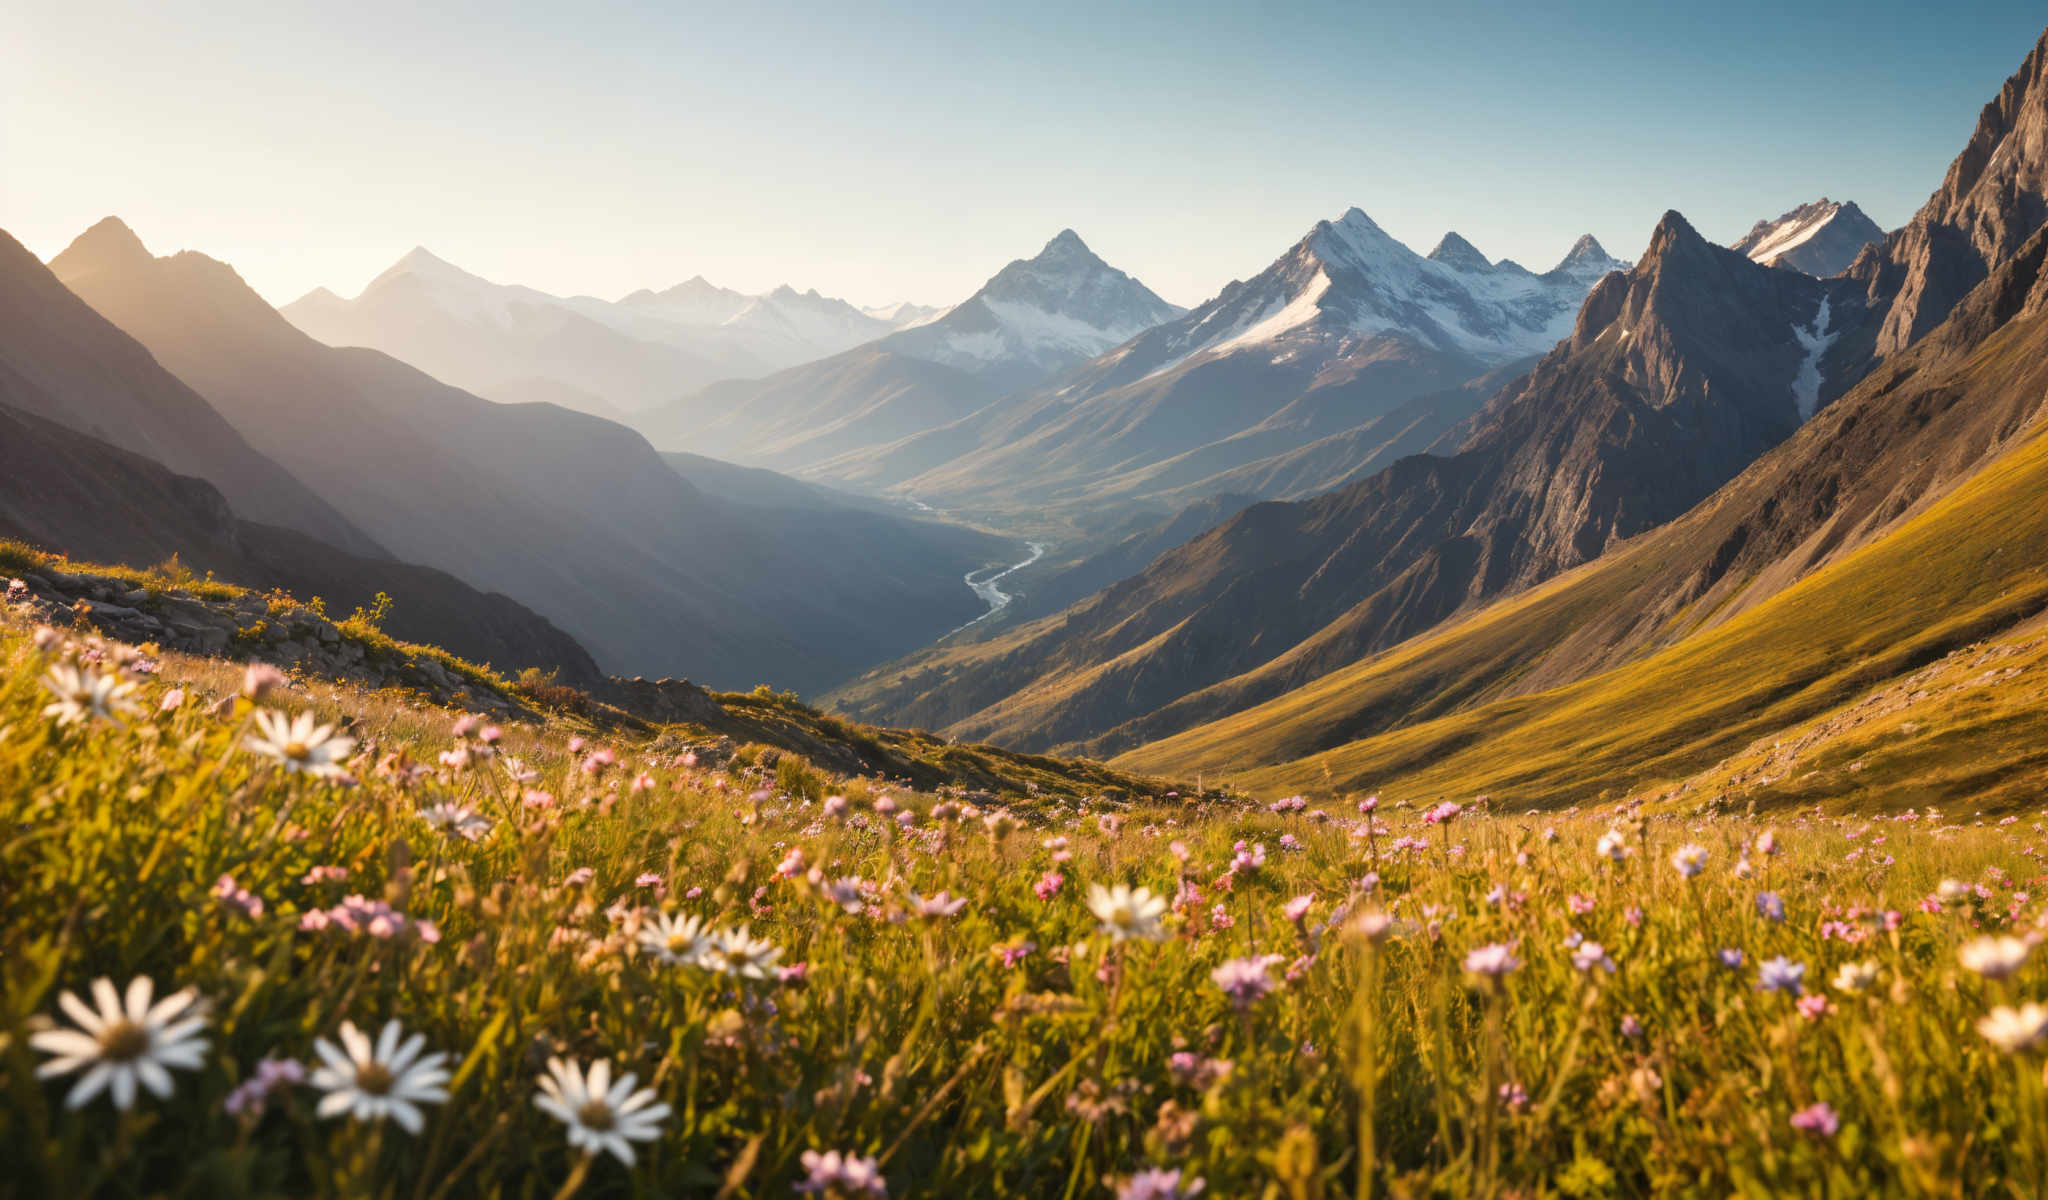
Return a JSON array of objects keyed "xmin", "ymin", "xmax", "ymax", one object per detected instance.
[
  {"xmin": 1111, "ymin": 905, "xmax": 1134, "ymax": 926},
  {"xmin": 576, "ymin": 1099, "xmax": 616, "ymax": 1131},
  {"xmin": 666, "ymin": 933, "xmax": 694, "ymax": 954},
  {"xmin": 283, "ymin": 740, "xmax": 310, "ymax": 761},
  {"xmin": 98, "ymin": 1020, "xmax": 151, "ymax": 1062},
  {"xmin": 355, "ymin": 1061, "xmax": 395, "ymax": 1096}
]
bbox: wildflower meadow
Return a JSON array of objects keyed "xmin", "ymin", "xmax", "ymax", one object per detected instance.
[{"xmin": 4, "ymin": 623, "xmax": 2048, "ymax": 1197}]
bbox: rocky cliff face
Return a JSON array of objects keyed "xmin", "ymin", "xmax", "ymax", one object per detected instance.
[{"xmin": 1849, "ymin": 28, "xmax": 2048, "ymax": 356}]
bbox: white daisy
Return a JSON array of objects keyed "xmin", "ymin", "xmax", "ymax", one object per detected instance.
[
  {"xmin": 244, "ymin": 709, "xmax": 356, "ymax": 779},
  {"xmin": 1831, "ymin": 960, "xmax": 1881, "ymax": 993},
  {"xmin": 533, "ymin": 1056, "xmax": 670, "ymax": 1165},
  {"xmin": 698, "ymin": 925, "xmax": 784, "ymax": 980},
  {"xmin": 1086, "ymin": 883, "xmax": 1168, "ymax": 943},
  {"xmin": 636, "ymin": 912, "xmax": 712, "ymax": 966},
  {"xmin": 29, "ymin": 976, "xmax": 208, "ymax": 1109},
  {"xmin": 1979, "ymin": 1002, "xmax": 2048, "ymax": 1052},
  {"xmin": 309, "ymin": 1019, "xmax": 451, "ymax": 1134},
  {"xmin": 41, "ymin": 663, "xmax": 140, "ymax": 727},
  {"xmin": 419, "ymin": 802, "xmax": 492, "ymax": 842},
  {"xmin": 1959, "ymin": 935, "xmax": 2032, "ymax": 979}
]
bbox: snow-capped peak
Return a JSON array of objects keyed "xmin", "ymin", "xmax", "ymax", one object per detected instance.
[
  {"xmin": 373, "ymin": 246, "xmax": 482, "ymax": 289},
  {"xmin": 861, "ymin": 300, "xmax": 945, "ymax": 328},
  {"xmin": 1127, "ymin": 206, "xmax": 1634, "ymax": 380},
  {"xmin": 1732, "ymin": 199, "xmax": 1885, "ymax": 278},
  {"xmin": 1426, "ymin": 232, "xmax": 1495, "ymax": 274},
  {"xmin": 871, "ymin": 230, "xmax": 1181, "ymax": 382},
  {"xmin": 963, "ymin": 230, "xmax": 1179, "ymax": 332},
  {"xmin": 1550, "ymin": 234, "xmax": 1620, "ymax": 278}
]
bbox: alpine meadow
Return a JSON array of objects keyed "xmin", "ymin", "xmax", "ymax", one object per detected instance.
[{"xmin": 9, "ymin": 4, "xmax": 2048, "ymax": 1197}]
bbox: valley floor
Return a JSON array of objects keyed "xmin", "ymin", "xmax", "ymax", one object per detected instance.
[{"xmin": 5, "ymin": 616, "xmax": 2048, "ymax": 1196}]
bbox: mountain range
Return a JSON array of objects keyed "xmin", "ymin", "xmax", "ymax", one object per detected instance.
[
  {"xmin": 808, "ymin": 214, "xmax": 1625, "ymax": 530},
  {"xmin": 631, "ymin": 230, "xmax": 1181, "ymax": 470},
  {"xmin": 0, "ymin": 226, "xmax": 605, "ymax": 685},
  {"xmin": 36, "ymin": 220, "xmax": 1012, "ymax": 694},
  {"xmin": 830, "ymin": 23, "xmax": 2048, "ymax": 802},
  {"xmin": 282, "ymin": 249, "xmax": 937, "ymax": 420}
]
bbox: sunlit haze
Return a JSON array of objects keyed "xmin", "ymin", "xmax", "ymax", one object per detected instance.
[{"xmin": 6, "ymin": 0, "xmax": 2045, "ymax": 307}]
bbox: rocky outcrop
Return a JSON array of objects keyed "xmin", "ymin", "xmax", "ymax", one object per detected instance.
[
  {"xmin": 1848, "ymin": 28, "xmax": 2048, "ymax": 356},
  {"xmin": 602, "ymin": 676, "xmax": 731, "ymax": 726},
  {"xmin": 5, "ymin": 568, "xmax": 534, "ymax": 715}
]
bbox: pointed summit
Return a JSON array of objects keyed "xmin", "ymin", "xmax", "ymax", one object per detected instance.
[
  {"xmin": 1427, "ymin": 232, "xmax": 1494, "ymax": 273},
  {"xmin": 1040, "ymin": 228, "xmax": 1092, "ymax": 257},
  {"xmin": 391, "ymin": 246, "xmax": 466, "ymax": 277},
  {"xmin": 1643, "ymin": 211, "xmax": 1708, "ymax": 262},
  {"xmin": 359, "ymin": 245, "xmax": 492, "ymax": 297},
  {"xmin": 51, "ymin": 217, "xmax": 154, "ymax": 279},
  {"xmin": 874, "ymin": 229, "xmax": 1178, "ymax": 387},
  {"xmin": 1558, "ymin": 234, "xmax": 1612, "ymax": 267}
]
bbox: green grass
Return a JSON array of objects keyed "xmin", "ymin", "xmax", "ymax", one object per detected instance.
[
  {"xmin": 7, "ymin": 617, "xmax": 2048, "ymax": 1195},
  {"xmin": 0, "ymin": 539, "xmax": 242, "ymax": 601}
]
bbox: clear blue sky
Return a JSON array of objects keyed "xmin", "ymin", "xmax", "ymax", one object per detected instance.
[{"xmin": 5, "ymin": 1, "xmax": 2043, "ymax": 309}]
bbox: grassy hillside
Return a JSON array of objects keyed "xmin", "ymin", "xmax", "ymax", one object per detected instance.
[
  {"xmin": 1121, "ymin": 387, "xmax": 2048, "ymax": 807},
  {"xmin": 1111, "ymin": 224, "xmax": 2048, "ymax": 803},
  {"xmin": 1661, "ymin": 617, "xmax": 2048, "ymax": 813}
]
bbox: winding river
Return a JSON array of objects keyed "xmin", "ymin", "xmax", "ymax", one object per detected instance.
[{"xmin": 954, "ymin": 541, "xmax": 1047, "ymax": 632}]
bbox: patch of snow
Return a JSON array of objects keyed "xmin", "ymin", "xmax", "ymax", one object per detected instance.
[
  {"xmin": 978, "ymin": 298, "xmax": 1152, "ymax": 355},
  {"xmin": 1790, "ymin": 297, "xmax": 1837, "ymax": 419},
  {"xmin": 1744, "ymin": 207, "xmax": 1844, "ymax": 266},
  {"xmin": 1206, "ymin": 271, "xmax": 1337, "ymax": 356}
]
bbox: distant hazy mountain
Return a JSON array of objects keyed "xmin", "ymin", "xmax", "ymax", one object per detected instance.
[
  {"xmin": 282, "ymin": 250, "xmax": 930, "ymax": 417},
  {"xmin": 53, "ymin": 221, "xmax": 1014, "ymax": 693},
  {"xmin": 634, "ymin": 230, "xmax": 1176, "ymax": 469},
  {"xmin": 0, "ymin": 398, "xmax": 609, "ymax": 687},
  {"xmin": 1732, "ymin": 198, "xmax": 1884, "ymax": 276},
  {"xmin": 861, "ymin": 300, "xmax": 944, "ymax": 326},
  {"xmin": 0, "ymin": 223, "xmax": 379, "ymax": 558},
  {"xmin": 0, "ymin": 233, "xmax": 607, "ymax": 684},
  {"xmin": 873, "ymin": 229, "xmax": 1183, "ymax": 390},
  {"xmin": 827, "ymin": 211, "xmax": 1622, "ymax": 523}
]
